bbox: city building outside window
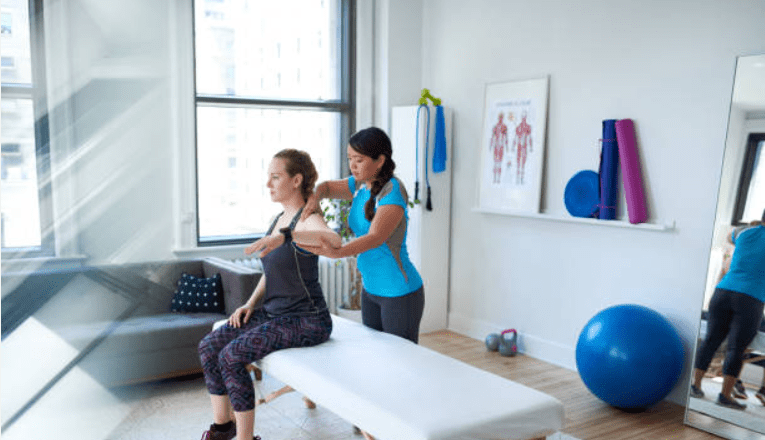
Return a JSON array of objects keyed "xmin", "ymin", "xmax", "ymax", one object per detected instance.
[
  {"xmin": 1, "ymin": 12, "xmax": 12, "ymax": 34},
  {"xmin": 193, "ymin": 0, "xmax": 354, "ymax": 245},
  {"xmin": 1, "ymin": 0, "xmax": 51, "ymax": 255}
]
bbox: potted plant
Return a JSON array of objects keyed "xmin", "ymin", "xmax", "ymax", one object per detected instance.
[{"xmin": 322, "ymin": 199, "xmax": 362, "ymax": 321}]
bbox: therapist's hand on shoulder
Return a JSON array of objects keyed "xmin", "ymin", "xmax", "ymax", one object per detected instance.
[
  {"xmin": 300, "ymin": 235, "xmax": 343, "ymax": 259},
  {"xmin": 245, "ymin": 234, "xmax": 285, "ymax": 258},
  {"xmin": 301, "ymin": 192, "xmax": 322, "ymax": 222}
]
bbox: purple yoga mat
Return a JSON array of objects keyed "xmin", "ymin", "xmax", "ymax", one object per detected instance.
[{"xmin": 615, "ymin": 119, "xmax": 648, "ymax": 224}]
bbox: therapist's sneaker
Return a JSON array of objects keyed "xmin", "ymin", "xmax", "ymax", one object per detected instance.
[
  {"xmin": 756, "ymin": 387, "xmax": 765, "ymax": 405},
  {"xmin": 690, "ymin": 385, "xmax": 704, "ymax": 398},
  {"xmin": 200, "ymin": 422, "xmax": 236, "ymax": 440},
  {"xmin": 733, "ymin": 379, "xmax": 748, "ymax": 399},
  {"xmin": 717, "ymin": 393, "xmax": 747, "ymax": 410}
]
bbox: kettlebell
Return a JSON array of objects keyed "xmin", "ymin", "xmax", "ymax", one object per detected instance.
[
  {"xmin": 485, "ymin": 333, "xmax": 501, "ymax": 351},
  {"xmin": 498, "ymin": 329, "xmax": 518, "ymax": 357}
]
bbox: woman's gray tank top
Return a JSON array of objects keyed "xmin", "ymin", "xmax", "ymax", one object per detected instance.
[{"xmin": 259, "ymin": 208, "xmax": 328, "ymax": 316}]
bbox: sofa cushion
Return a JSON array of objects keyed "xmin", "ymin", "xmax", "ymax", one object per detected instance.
[
  {"xmin": 170, "ymin": 272, "xmax": 225, "ymax": 313},
  {"xmin": 202, "ymin": 258, "xmax": 262, "ymax": 315},
  {"xmin": 2, "ymin": 257, "xmax": 261, "ymax": 387},
  {"xmin": 96, "ymin": 260, "xmax": 207, "ymax": 317},
  {"xmin": 70, "ymin": 313, "xmax": 225, "ymax": 386}
]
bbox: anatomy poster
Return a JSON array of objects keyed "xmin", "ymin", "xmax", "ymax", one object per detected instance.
[{"xmin": 478, "ymin": 77, "xmax": 548, "ymax": 214}]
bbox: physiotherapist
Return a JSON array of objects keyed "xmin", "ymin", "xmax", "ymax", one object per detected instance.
[
  {"xmin": 692, "ymin": 209, "xmax": 765, "ymax": 410},
  {"xmin": 300, "ymin": 126, "xmax": 425, "ymax": 343}
]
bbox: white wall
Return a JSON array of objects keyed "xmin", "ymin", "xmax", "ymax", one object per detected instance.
[
  {"xmin": 413, "ymin": 0, "xmax": 765, "ymax": 404},
  {"xmin": 373, "ymin": 0, "xmax": 423, "ymax": 131}
]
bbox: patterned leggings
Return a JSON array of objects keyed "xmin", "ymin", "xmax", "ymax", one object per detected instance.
[{"xmin": 198, "ymin": 309, "xmax": 332, "ymax": 412}]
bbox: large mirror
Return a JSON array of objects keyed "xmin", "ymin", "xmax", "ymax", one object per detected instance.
[{"xmin": 686, "ymin": 53, "xmax": 765, "ymax": 439}]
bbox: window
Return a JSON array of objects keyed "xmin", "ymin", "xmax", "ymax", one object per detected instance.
[
  {"xmin": 1, "ymin": 0, "xmax": 52, "ymax": 255},
  {"xmin": 193, "ymin": 0, "xmax": 354, "ymax": 245},
  {"xmin": 733, "ymin": 133, "xmax": 765, "ymax": 225}
]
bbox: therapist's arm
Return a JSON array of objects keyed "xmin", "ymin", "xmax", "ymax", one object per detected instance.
[
  {"xmin": 329, "ymin": 204, "xmax": 404, "ymax": 258},
  {"xmin": 293, "ymin": 213, "xmax": 342, "ymax": 249},
  {"xmin": 301, "ymin": 179, "xmax": 354, "ymax": 222}
]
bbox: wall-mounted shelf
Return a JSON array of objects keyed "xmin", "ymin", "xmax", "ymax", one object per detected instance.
[{"xmin": 472, "ymin": 207, "xmax": 675, "ymax": 231}]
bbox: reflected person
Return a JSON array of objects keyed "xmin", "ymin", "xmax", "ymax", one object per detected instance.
[{"xmin": 692, "ymin": 209, "xmax": 765, "ymax": 410}]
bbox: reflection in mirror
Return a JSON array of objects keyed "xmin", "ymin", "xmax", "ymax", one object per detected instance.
[{"xmin": 686, "ymin": 54, "xmax": 765, "ymax": 439}]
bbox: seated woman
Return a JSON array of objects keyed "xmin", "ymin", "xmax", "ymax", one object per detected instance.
[{"xmin": 197, "ymin": 149, "xmax": 341, "ymax": 440}]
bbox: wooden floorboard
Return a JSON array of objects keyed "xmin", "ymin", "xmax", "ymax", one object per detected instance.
[{"xmin": 418, "ymin": 330, "xmax": 723, "ymax": 440}]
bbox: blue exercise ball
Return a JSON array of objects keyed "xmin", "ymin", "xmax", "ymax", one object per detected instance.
[{"xmin": 576, "ymin": 304, "xmax": 684, "ymax": 410}]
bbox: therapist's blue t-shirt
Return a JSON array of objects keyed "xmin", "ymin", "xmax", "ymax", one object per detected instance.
[
  {"xmin": 347, "ymin": 175, "xmax": 423, "ymax": 297},
  {"xmin": 718, "ymin": 225, "xmax": 765, "ymax": 302}
]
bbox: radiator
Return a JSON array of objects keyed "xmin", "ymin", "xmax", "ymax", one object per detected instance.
[{"xmin": 228, "ymin": 256, "xmax": 357, "ymax": 314}]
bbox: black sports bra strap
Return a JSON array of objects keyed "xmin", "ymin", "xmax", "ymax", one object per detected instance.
[
  {"xmin": 288, "ymin": 207, "xmax": 304, "ymax": 230},
  {"xmin": 265, "ymin": 206, "xmax": 304, "ymax": 235},
  {"xmin": 266, "ymin": 212, "xmax": 284, "ymax": 235}
]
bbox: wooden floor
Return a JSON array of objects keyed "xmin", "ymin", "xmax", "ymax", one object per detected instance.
[{"xmin": 418, "ymin": 330, "xmax": 723, "ymax": 440}]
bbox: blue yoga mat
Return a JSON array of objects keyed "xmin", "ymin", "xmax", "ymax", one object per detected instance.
[
  {"xmin": 599, "ymin": 120, "xmax": 619, "ymax": 220},
  {"xmin": 565, "ymin": 170, "xmax": 600, "ymax": 218}
]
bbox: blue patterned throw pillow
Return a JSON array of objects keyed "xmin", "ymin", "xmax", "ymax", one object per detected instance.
[{"xmin": 170, "ymin": 272, "xmax": 225, "ymax": 313}]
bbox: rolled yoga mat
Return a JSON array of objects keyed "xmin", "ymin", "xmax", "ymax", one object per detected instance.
[
  {"xmin": 615, "ymin": 119, "xmax": 648, "ymax": 224},
  {"xmin": 598, "ymin": 120, "xmax": 619, "ymax": 220}
]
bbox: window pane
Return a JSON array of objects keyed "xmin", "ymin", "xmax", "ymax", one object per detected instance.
[
  {"xmin": 194, "ymin": 0, "xmax": 341, "ymax": 100},
  {"xmin": 0, "ymin": 0, "xmax": 32, "ymax": 85},
  {"xmin": 196, "ymin": 106, "xmax": 340, "ymax": 241},
  {"xmin": 1, "ymin": 98, "xmax": 41, "ymax": 248},
  {"xmin": 742, "ymin": 140, "xmax": 764, "ymax": 223}
]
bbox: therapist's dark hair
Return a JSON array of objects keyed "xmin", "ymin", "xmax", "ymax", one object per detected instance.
[{"xmin": 349, "ymin": 127, "xmax": 396, "ymax": 221}]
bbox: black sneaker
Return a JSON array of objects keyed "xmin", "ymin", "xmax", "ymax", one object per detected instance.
[
  {"xmin": 200, "ymin": 423, "xmax": 236, "ymax": 440},
  {"xmin": 717, "ymin": 393, "xmax": 747, "ymax": 410},
  {"xmin": 756, "ymin": 388, "xmax": 765, "ymax": 405},
  {"xmin": 733, "ymin": 380, "xmax": 748, "ymax": 399},
  {"xmin": 690, "ymin": 385, "xmax": 704, "ymax": 398}
]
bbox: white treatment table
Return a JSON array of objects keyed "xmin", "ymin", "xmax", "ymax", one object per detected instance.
[{"xmin": 247, "ymin": 315, "xmax": 564, "ymax": 440}]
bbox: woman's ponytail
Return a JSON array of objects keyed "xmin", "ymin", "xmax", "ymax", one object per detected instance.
[{"xmin": 365, "ymin": 158, "xmax": 395, "ymax": 221}]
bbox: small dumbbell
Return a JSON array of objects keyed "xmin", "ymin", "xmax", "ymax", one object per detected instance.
[
  {"xmin": 498, "ymin": 329, "xmax": 518, "ymax": 357},
  {"xmin": 485, "ymin": 333, "xmax": 501, "ymax": 351}
]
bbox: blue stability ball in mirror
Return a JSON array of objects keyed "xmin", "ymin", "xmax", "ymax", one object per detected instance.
[{"xmin": 575, "ymin": 304, "xmax": 684, "ymax": 410}]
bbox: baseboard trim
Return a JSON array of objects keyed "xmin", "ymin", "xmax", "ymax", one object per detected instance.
[{"xmin": 447, "ymin": 312, "xmax": 577, "ymax": 371}]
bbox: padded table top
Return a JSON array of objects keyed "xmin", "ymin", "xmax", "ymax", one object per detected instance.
[{"xmin": 255, "ymin": 315, "xmax": 564, "ymax": 440}]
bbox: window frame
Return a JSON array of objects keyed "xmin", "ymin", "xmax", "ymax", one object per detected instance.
[
  {"xmin": 1, "ymin": 0, "xmax": 54, "ymax": 258},
  {"xmin": 190, "ymin": 0, "xmax": 355, "ymax": 247},
  {"xmin": 731, "ymin": 132, "xmax": 765, "ymax": 226}
]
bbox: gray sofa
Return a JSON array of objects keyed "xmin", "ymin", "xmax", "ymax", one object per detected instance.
[{"xmin": 1, "ymin": 257, "xmax": 261, "ymax": 387}]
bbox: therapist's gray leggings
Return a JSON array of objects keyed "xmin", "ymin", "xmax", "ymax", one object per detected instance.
[{"xmin": 361, "ymin": 287, "xmax": 424, "ymax": 343}]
